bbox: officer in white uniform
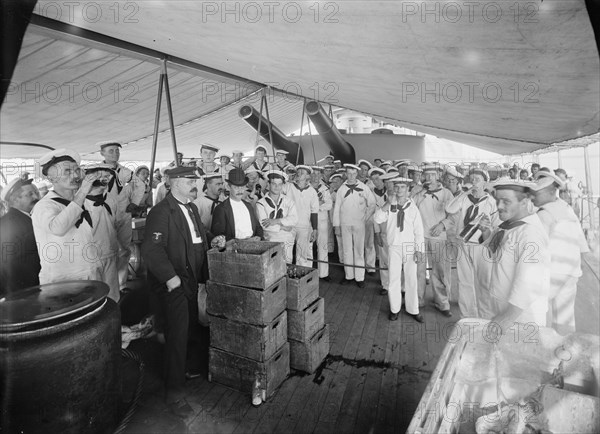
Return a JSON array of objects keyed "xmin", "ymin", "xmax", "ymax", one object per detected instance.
[
  {"xmin": 332, "ymin": 164, "xmax": 376, "ymax": 288},
  {"xmin": 374, "ymin": 177, "xmax": 425, "ymax": 322},
  {"xmin": 256, "ymin": 170, "xmax": 298, "ymax": 263},
  {"xmin": 32, "ymin": 149, "xmax": 100, "ymax": 285}
]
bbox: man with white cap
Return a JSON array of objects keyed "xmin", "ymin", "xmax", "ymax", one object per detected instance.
[
  {"xmin": 273, "ymin": 150, "xmax": 294, "ymax": 172},
  {"xmin": 32, "ymin": 149, "xmax": 101, "ymax": 285},
  {"xmin": 445, "ymin": 168, "xmax": 498, "ymax": 318},
  {"xmin": 412, "ymin": 163, "xmax": 453, "ymax": 316},
  {"xmin": 285, "ymin": 165, "xmax": 319, "ymax": 267},
  {"xmin": 323, "ymin": 164, "xmax": 335, "ymax": 184},
  {"xmin": 196, "ymin": 144, "xmax": 221, "ymax": 176},
  {"xmin": 244, "ymin": 167, "xmax": 265, "ymax": 207},
  {"xmin": 0, "ymin": 176, "xmax": 41, "ymax": 295},
  {"xmin": 374, "ymin": 177, "xmax": 424, "ymax": 322},
  {"xmin": 257, "ymin": 170, "xmax": 298, "ymax": 263},
  {"xmin": 357, "ymin": 159, "xmax": 373, "ymax": 185},
  {"xmin": 477, "ymin": 179, "xmax": 550, "ymax": 336},
  {"xmin": 98, "ymin": 140, "xmax": 145, "ymax": 290},
  {"xmin": 333, "ymin": 160, "xmax": 343, "ymax": 171},
  {"xmin": 369, "ymin": 167, "xmax": 387, "ymax": 273},
  {"xmin": 531, "ymin": 171, "xmax": 589, "ymax": 334},
  {"xmin": 328, "ymin": 173, "xmax": 345, "ymax": 264},
  {"xmin": 230, "ymin": 149, "xmax": 256, "ymax": 171},
  {"xmin": 251, "ymin": 144, "xmax": 270, "ymax": 172},
  {"xmin": 309, "ymin": 166, "xmax": 332, "ymax": 280},
  {"xmin": 81, "ymin": 163, "xmax": 120, "ymax": 301},
  {"xmin": 193, "ymin": 173, "xmax": 224, "ymax": 229},
  {"xmin": 333, "ymin": 163, "xmax": 376, "ymax": 288}
]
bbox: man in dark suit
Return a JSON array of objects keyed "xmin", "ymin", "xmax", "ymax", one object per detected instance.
[
  {"xmin": 141, "ymin": 166, "xmax": 214, "ymax": 418},
  {"xmin": 0, "ymin": 178, "xmax": 41, "ymax": 296},
  {"xmin": 211, "ymin": 167, "xmax": 264, "ymax": 241}
]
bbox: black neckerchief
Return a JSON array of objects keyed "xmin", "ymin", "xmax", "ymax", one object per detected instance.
[
  {"xmin": 488, "ymin": 219, "xmax": 527, "ymax": 254},
  {"xmin": 86, "ymin": 193, "xmax": 112, "ymax": 215},
  {"xmin": 263, "ymin": 195, "xmax": 284, "ymax": 219},
  {"xmin": 390, "ymin": 201, "xmax": 411, "ymax": 231},
  {"xmin": 293, "ymin": 182, "xmax": 312, "ymax": 192},
  {"xmin": 374, "ymin": 187, "xmax": 386, "ymax": 197},
  {"xmin": 463, "ymin": 194, "xmax": 488, "ymax": 227},
  {"xmin": 51, "ymin": 197, "xmax": 92, "ymax": 228},
  {"xmin": 106, "ymin": 166, "xmax": 123, "ymax": 194},
  {"xmin": 344, "ymin": 182, "xmax": 364, "ymax": 198},
  {"xmin": 424, "ymin": 186, "xmax": 442, "ymax": 200},
  {"xmin": 204, "ymin": 194, "xmax": 220, "ymax": 214}
]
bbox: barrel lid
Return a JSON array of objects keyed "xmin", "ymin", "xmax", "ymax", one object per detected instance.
[{"xmin": 0, "ymin": 280, "xmax": 109, "ymax": 331}]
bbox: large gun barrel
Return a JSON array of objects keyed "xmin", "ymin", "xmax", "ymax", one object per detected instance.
[
  {"xmin": 305, "ymin": 101, "xmax": 355, "ymax": 164},
  {"xmin": 239, "ymin": 105, "xmax": 303, "ymax": 164}
]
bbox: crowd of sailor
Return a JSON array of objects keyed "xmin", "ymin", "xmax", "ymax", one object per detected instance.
[{"xmin": 0, "ymin": 141, "xmax": 589, "ymax": 332}]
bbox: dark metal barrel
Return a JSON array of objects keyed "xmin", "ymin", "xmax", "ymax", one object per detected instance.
[
  {"xmin": 305, "ymin": 100, "xmax": 356, "ymax": 164},
  {"xmin": 0, "ymin": 280, "xmax": 121, "ymax": 434},
  {"xmin": 239, "ymin": 105, "xmax": 304, "ymax": 164}
]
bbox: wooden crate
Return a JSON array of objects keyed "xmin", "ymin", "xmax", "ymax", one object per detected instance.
[
  {"xmin": 207, "ymin": 239, "xmax": 286, "ymax": 289},
  {"xmin": 286, "ymin": 264, "xmax": 319, "ymax": 311},
  {"xmin": 209, "ymin": 311, "xmax": 288, "ymax": 362},
  {"xmin": 206, "ymin": 277, "xmax": 286, "ymax": 326},
  {"xmin": 287, "ymin": 297, "xmax": 325, "ymax": 342},
  {"xmin": 208, "ymin": 342, "xmax": 290, "ymax": 399},
  {"xmin": 289, "ymin": 325, "xmax": 330, "ymax": 374}
]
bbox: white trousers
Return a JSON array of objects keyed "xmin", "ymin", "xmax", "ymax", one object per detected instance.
[
  {"xmin": 547, "ymin": 274, "xmax": 578, "ymax": 335},
  {"xmin": 418, "ymin": 238, "xmax": 450, "ymax": 311},
  {"xmin": 341, "ymin": 224, "xmax": 366, "ymax": 282},
  {"xmin": 379, "ymin": 235, "xmax": 390, "ymax": 290},
  {"xmin": 388, "ymin": 245, "xmax": 419, "ymax": 315},
  {"xmin": 364, "ymin": 219, "xmax": 376, "ymax": 272},
  {"xmin": 95, "ymin": 254, "xmax": 120, "ymax": 302},
  {"xmin": 456, "ymin": 242, "xmax": 491, "ymax": 318},
  {"xmin": 295, "ymin": 227, "xmax": 312, "ymax": 267},
  {"xmin": 309, "ymin": 216, "xmax": 330, "ymax": 277}
]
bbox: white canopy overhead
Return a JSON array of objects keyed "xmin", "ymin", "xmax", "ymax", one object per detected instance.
[{"xmin": 1, "ymin": 0, "xmax": 598, "ymax": 160}]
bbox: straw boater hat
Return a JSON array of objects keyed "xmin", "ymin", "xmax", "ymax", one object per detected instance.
[
  {"xmin": 532, "ymin": 171, "xmax": 565, "ymax": 190},
  {"xmin": 96, "ymin": 140, "xmax": 122, "ymax": 150},
  {"xmin": 275, "ymin": 150, "xmax": 289, "ymax": 156},
  {"xmin": 255, "ymin": 145, "xmax": 268, "ymax": 153},
  {"xmin": 379, "ymin": 172, "xmax": 400, "ymax": 182},
  {"xmin": 380, "ymin": 160, "xmax": 393, "ymax": 168},
  {"xmin": 1, "ymin": 178, "xmax": 34, "ymax": 202},
  {"xmin": 200, "ymin": 143, "xmax": 219, "ymax": 153},
  {"xmin": 344, "ymin": 163, "xmax": 360, "ymax": 171},
  {"xmin": 266, "ymin": 170, "xmax": 289, "ymax": 182},
  {"xmin": 368, "ymin": 168, "xmax": 385, "ymax": 177},
  {"xmin": 295, "ymin": 165, "xmax": 313, "ymax": 174},
  {"xmin": 490, "ymin": 179, "xmax": 536, "ymax": 192},
  {"xmin": 391, "ymin": 177, "xmax": 412, "ymax": 184},
  {"xmin": 357, "ymin": 159, "xmax": 373, "ymax": 169},
  {"xmin": 469, "ymin": 168, "xmax": 489, "ymax": 182},
  {"xmin": 445, "ymin": 166, "xmax": 464, "ymax": 179}
]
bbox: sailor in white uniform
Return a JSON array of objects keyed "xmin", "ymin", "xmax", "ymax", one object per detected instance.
[
  {"xmin": 309, "ymin": 166, "xmax": 333, "ymax": 280},
  {"xmin": 256, "ymin": 170, "xmax": 298, "ymax": 263},
  {"xmin": 193, "ymin": 173, "xmax": 224, "ymax": 229},
  {"xmin": 374, "ymin": 177, "xmax": 425, "ymax": 322},
  {"xmin": 328, "ymin": 174, "xmax": 345, "ymax": 264}
]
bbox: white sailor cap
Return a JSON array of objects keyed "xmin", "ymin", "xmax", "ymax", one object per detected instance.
[
  {"xmin": 200, "ymin": 143, "xmax": 220, "ymax": 153},
  {"xmin": 295, "ymin": 165, "xmax": 313, "ymax": 174},
  {"xmin": 96, "ymin": 140, "xmax": 122, "ymax": 150},
  {"xmin": 368, "ymin": 167, "xmax": 385, "ymax": 177},
  {"xmin": 255, "ymin": 145, "xmax": 268, "ymax": 153},
  {"xmin": 82, "ymin": 162, "xmax": 115, "ymax": 173},
  {"xmin": 1, "ymin": 178, "xmax": 34, "ymax": 202},
  {"xmin": 444, "ymin": 166, "xmax": 464, "ymax": 179},
  {"xmin": 39, "ymin": 148, "xmax": 81, "ymax": 175},
  {"xmin": 329, "ymin": 173, "xmax": 343, "ymax": 182},
  {"xmin": 394, "ymin": 159, "xmax": 412, "ymax": 167},
  {"xmin": 379, "ymin": 160, "xmax": 393, "ymax": 167},
  {"xmin": 266, "ymin": 170, "xmax": 289, "ymax": 182},
  {"xmin": 490, "ymin": 179, "xmax": 536, "ymax": 192},
  {"xmin": 469, "ymin": 168, "xmax": 489, "ymax": 182},
  {"xmin": 344, "ymin": 163, "xmax": 360, "ymax": 171},
  {"xmin": 335, "ymin": 168, "xmax": 346, "ymax": 174},
  {"xmin": 333, "ymin": 160, "xmax": 342, "ymax": 164},
  {"xmin": 323, "ymin": 164, "xmax": 335, "ymax": 169},
  {"xmin": 386, "ymin": 167, "xmax": 399, "ymax": 174},
  {"xmin": 532, "ymin": 171, "xmax": 565, "ymax": 189},
  {"xmin": 422, "ymin": 162, "xmax": 443, "ymax": 173},
  {"xmin": 275, "ymin": 149, "xmax": 289, "ymax": 155},
  {"xmin": 392, "ymin": 177, "xmax": 412, "ymax": 184},
  {"xmin": 357, "ymin": 159, "xmax": 373, "ymax": 169},
  {"xmin": 379, "ymin": 172, "xmax": 399, "ymax": 181},
  {"xmin": 310, "ymin": 166, "xmax": 324, "ymax": 172}
]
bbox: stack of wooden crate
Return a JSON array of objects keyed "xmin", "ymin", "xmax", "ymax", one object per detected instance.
[
  {"xmin": 286, "ymin": 264, "xmax": 330, "ymax": 373},
  {"xmin": 206, "ymin": 240, "xmax": 290, "ymax": 399}
]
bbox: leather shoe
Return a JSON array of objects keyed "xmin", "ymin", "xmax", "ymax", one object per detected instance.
[
  {"xmin": 320, "ymin": 276, "xmax": 331, "ymax": 282},
  {"xmin": 408, "ymin": 313, "xmax": 424, "ymax": 323},
  {"xmin": 366, "ymin": 271, "xmax": 376, "ymax": 276},
  {"xmin": 389, "ymin": 312, "xmax": 399, "ymax": 321},
  {"xmin": 185, "ymin": 371, "xmax": 203, "ymax": 380},
  {"xmin": 435, "ymin": 307, "xmax": 453, "ymax": 317},
  {"xmin": 356, "ymin": 280, "xmax": 366, "ymax": 288},
  {"xmin": 379, "ymin": 289, "xmax": 388, "ymax": 295},
  {"xmin": 168, "ymin": 398, "xmax": 194, "ymax": 419},
  {"xmin": 339, "ymin": 278, "xmax": 354, "ymax": 285}
]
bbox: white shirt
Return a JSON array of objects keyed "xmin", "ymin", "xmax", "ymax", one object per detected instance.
[
  {"xmin": 85, "ymin": 193, "xmax": 118, "ymax": 259},
  {"xmin": 256, "ymin": 194, "xmax": 298, "ymax": 234},
  {"xmin": 333, "ymin": 180, "xmax": 376, "ymax": 227},
  {"xmin": 445, "ymin": 191, "xmax": 499, "ymax": 241},
  {"xmin": 230, "ymin": 199, "xmax": 254, "ymax": 239},
  {"xmin": 193, "ymin": 193, "xmax": 222, "ymax": 229},
  {"xmin": 484, "ymin": 213, "xmax": 550, "ymax": 325},
  {"xmin": 32, "ymin": 191, "xmax": 97, "ymax": 283},
  {"xmin": 413, "ymin": 185, "xmax": 453, "ymax": 240},
  {"xmin": 374, "ymin": 200, "xmax": 424, "ymax": 250},
  {"xmin": 284, "ymin": 183, "xmax": 320, "ymax": 229},
  {"xmin": 105, "ymin": 163, "xmax": 145, "ymax": 216},
  {"xmin": 537, "ymin": 199, "xmax": 589, "ymax": 277},
  {"xmin": 313, "ymin": 182, "xmax": 333, "ymax": 217}
]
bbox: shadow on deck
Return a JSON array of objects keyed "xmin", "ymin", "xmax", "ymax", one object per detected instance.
[{"xmin": 120, "ymin": 253, "xmax": 600, "ymax": 434}]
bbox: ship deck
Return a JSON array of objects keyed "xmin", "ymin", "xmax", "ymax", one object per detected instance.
[{"xmin": 121, "ymin": 252, "xmax": 600, "ymax": 434}]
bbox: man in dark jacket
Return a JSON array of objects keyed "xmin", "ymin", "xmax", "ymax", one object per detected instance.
[
  {"xmin": 0, "ymin": 178, "xmax": 40, "ymax": 296},
  {"xmin": 211, "ymin": 167, "xmax": 263, "ymax": 241},
  {"xmin": 141, "ymin": 166, "xmax": 213, "ymax": 418}
]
